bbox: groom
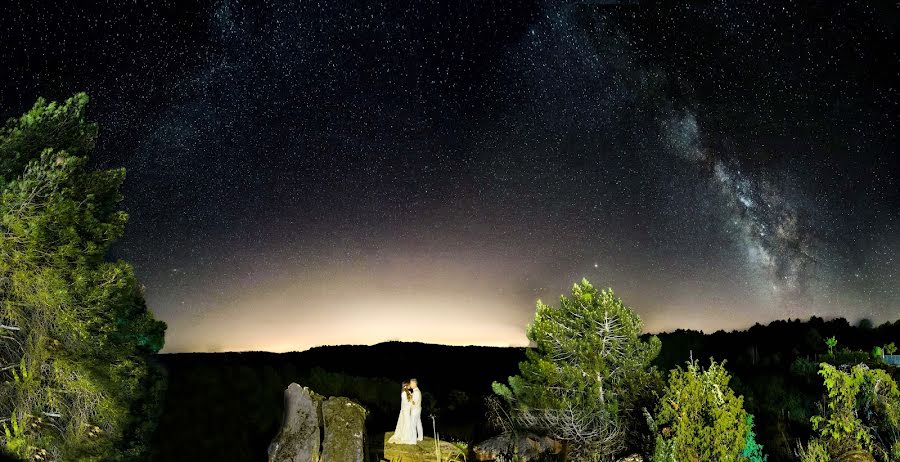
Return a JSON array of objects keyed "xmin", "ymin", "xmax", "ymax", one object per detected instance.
[{"xmin": 410, "ymin": 378, "xmax": 423, "ymax": 441}]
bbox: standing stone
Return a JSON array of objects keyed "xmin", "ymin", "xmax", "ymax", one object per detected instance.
[
  {"xmin": 321, "ymin": 397, "xmax": 368, "ymax": 462},
  {"xmin": 268, "ymin": 384, "xmax": 322, "ymax": 462}
]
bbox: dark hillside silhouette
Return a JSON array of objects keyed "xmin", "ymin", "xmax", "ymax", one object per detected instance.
[{"xmin": 151, "ymin": 318, "xmax": 900, "ymax": 462}]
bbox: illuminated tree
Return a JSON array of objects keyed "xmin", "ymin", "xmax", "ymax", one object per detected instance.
[
  {"xmin": 648, "ymin": 359, "xmax": 751, "ymax": 462},
  {"xmin": 825, "ymin": 336, "xmax": 837, "ymax": 356},
  {"xmin": 0, "ymin": 94, "xmax": 166, "ymax": 461},
  {"xmin": 493, "ymin": 279, "xmax": 661, "ymax": 460},
  {"xmin": 806, "ymin": 363, "xmax": 900, "ymax": 461}
]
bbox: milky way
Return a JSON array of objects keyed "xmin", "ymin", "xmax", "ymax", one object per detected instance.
[
  {"xmin": 1, "ymin": 1, "xmax": 896, "ymax": 351},
  {"xmin": 663, "ymin": 109, "xmax": 816, "ymax": 312}
]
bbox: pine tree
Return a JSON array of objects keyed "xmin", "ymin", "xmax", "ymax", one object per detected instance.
[
  {"xmin": 0, "ymin": 94, "xmax": 166, "ymax": 461},
  {"xmin": 493, "ymin": 279, "xmax": 661, "ymax": 460}
]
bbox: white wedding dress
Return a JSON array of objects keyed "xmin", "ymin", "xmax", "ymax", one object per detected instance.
[{"xmin": 387, "ymin": 392, "xmax": 417, "ymax": 444}]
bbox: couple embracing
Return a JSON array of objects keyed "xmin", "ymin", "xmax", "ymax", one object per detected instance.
[{"xmin": 387, "ymin": 378, "xmax": 423, "ymax": 444}]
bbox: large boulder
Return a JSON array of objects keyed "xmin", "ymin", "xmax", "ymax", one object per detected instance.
[
  {"xmin": 472, "ymin": 433, "xmax": 563, "ymax": 461},
  {"xmin": 321, "ymin": 397, "xmax": 368, "ymax": 462},
  {"xmin": 268, "ymin": 384, "xmax": 322, "ymax": 462}
]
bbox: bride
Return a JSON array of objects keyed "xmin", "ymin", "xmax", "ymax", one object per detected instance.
[{"xmin": 387, "ymin": 381, "xmax": 417, "ymax": 444}]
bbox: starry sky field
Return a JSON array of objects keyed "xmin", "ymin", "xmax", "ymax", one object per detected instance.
[{"xmin": 2, "ymin": 1, "xmax": 897, "ymax": 352}]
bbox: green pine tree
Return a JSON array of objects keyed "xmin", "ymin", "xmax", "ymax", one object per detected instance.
[
  {"xmin": 0, "ymin": 94, "xmax": 166, "ymax": 461},
  {"xmin": 493, "ymin": 279, "xmax": 661, "ymax": 460}
]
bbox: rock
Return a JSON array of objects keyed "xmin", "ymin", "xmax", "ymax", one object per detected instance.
[
  {"xmin": 381, "ymin": 433, "xmax": 467, "ymax": 462},
  {"xmin": 472, "ymin": 433, "xmax": 563, "ymax": 461},
  {"xmin": 616, "ymin": 455, "xmax": 643, "ymax": 462},
  {"xmin": 321, "ymin": 396, "xmax": 368, "ymax": 462},
  {"xmin": 835, "ymin": 450, "xmax": 876, "ymax": 462},
  {"xmin": 268, "ymin": 383, "xmax": 322, "ymax": 462}
]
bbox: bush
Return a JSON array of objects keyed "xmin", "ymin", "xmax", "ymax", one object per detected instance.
[
  {"xmin": 740, "ymin": 415, "xmax": 767, "ymax": 462},
  {"xmin": 807, "ymin": 363, "xmax": 900, "ymax": 461},
  {"xmin": 795, "ymin": 440, "xmax": 830, "ymax": 462},
  {"xmin": 648, "ymin": 359, "xmax": 750, "ymax": 462}
]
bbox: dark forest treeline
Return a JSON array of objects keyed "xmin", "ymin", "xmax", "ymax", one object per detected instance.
[
  {"xmin": 654, "ymin": 317, "xmax": 900, "ymax": 460},
  {"xmin": 152, "ymin": 316, "xmax": 900, "ymax": 462}
]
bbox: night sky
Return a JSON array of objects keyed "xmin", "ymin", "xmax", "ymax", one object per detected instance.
[{"xmin": 2, "ymin": 1, "xmax": 897, "ymax": 352}]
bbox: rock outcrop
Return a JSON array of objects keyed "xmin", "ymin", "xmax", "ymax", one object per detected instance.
[
  {"xmin": 321, "ymin": 397, "xmax": 368, "ymax": 462},
  {"xmin": 268, "ymin": 384, "xmax": 369, "ymax": 462},
  {"xmin": 472, "ymin": 435, "xmax": 643, "ymax": 462},
  {"xmin": 267, "ymin": 384, "xmax": 322, "ymax": 462},
  {"xmin": 472, "ymin": 433, "xmax": 563, "ymax": 461}
]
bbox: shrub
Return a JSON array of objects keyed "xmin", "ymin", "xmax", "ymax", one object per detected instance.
[
  {"xmin": 740, "ymin": 414, "xmax": 767, "ymax": 462},
  {"xmin": 795, "ymin": 439, "xmax": 830, "ymax": 462},
  {"xmin": 648, "ymin": 359, "xmax": 750, "ymax": 462},
  {"xmin": 806, "ymin": 363, "xmax": 900, "ymax": 461}
]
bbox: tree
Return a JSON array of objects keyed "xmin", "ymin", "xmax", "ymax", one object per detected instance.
[
  {"xmin": 807, "ymin": 363, "xmax": 900, "ymax": 461},
  {"xmin": 648, "ymin": 359, "xmax": 751, "ymax": 462},
  {"xmin": 492, "ymin": 279, "xmax": 662, "ymax": 460},
  {"xmin": 0, "ymin": 94, "xmax": 166, "ymax": 461},
  {"xmin": 885, "ymin": 342, "xmax": 897, "ymax": 356},
  {"xmin": 825, "ymin": 336, "xmax": 837, "ymax": 356}
]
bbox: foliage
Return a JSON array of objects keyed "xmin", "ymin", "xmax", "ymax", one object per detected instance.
[
  {"xmin": 447, "ymin": 440, "xmax": 468, "ymax": 462},
  {"xmin": 739, "ymin": 414, "xmax": 767, "ymax": 462},
  {"xmin": 885, "ymin": 342, "xmax": 897, "ymax": 356},
  {"xmin": 790, "ymin": 357, "xmax": 820, "ymax": 378},
  {"xmin": 649, "ymin": 359, "xmax": 750, "ymax": 462},
  {"xmin": 492, "ymin": 279, "xmax": 661, "ymax": 460},
  {"xmin": 795, "ymin": 439, "xmax": 830, "ymax": 462},
  {"xmin": 826, "ymin": 337, "xmax": 838, "ymax": 356},
  {"xmin": 807, "ymin": 363, "xmax": 900, "ymax": 461},
  {"xmin": 873, "ymin": 346, "xmax": 884, "ymax": 360},
  {"xmin": 0, "ymin": 94, "xmax": 166, "ymax": 461},
  {"xmin": 826, "ymin": 348, "xmax": 873, "ymax": 368}
]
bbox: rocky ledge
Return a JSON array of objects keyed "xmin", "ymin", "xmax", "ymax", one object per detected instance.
[{"xmin": 380, "ymin": 432, "xmax": 467, "ymax": 462}]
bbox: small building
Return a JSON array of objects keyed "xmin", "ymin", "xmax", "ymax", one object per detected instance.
[{"xmin": 885, "ymin": 355, "xmax": 900, "ymax": 366}]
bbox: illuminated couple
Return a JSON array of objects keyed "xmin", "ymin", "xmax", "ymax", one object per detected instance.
[{"xmin": 387, "ymin": 378, "xmax": 423, "ymax": 444}]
